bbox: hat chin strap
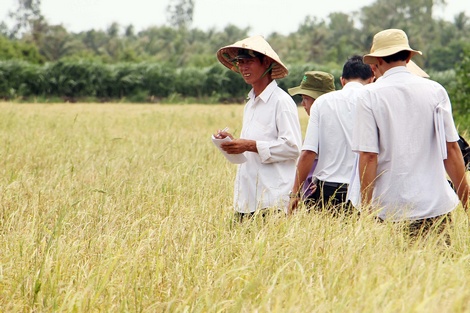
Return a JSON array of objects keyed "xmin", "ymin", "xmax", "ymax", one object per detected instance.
[{"xmin": 261, "ymin": 63, "xmax": 274, "ymax": 79}]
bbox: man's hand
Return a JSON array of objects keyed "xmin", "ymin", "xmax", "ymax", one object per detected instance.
[
  {"xmin": 288, "ymin": 195, "xmax": 300, "ymax": 215},
  {"xmin": 288, "ymin": 150, "xmax": 317, "ymax": 215},
  {"xmin": 221, "ymin": 139, "xmax": 257, "ymax": 154},
  {"xmin": 359, "ymin": 151, "xmax": 378, "ymax": 209},
  {"xmin": 213, "ymin": 129, "xmax": 233, "ymax": 139},
  {"xmin": 444, "ymin": 141, "xmax": 469, "ymax": 211},
  {"xmin": 308, "ymin": 182, "xmax": 317, "ymax": 194}
]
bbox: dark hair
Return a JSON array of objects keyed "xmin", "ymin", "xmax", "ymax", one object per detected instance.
[
  {"xmin": 236, "ymin": 49, "xmax": 265, "ymax": 62},
  {"xmin": 382, "ymin": 50, "xmax": 411, "ymax": 63},
  {"xmin": 342, "ymin": 55, "xmax": 374, "ymax": 80}
]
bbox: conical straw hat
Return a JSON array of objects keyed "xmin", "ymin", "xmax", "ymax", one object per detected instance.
[
  {"xmin": 407, "ymin": 60, "xmax": 429, "ymax": 78},
  {"xmin": 216, "ymin": 35, "xmax": 289, "ymax": 79}
]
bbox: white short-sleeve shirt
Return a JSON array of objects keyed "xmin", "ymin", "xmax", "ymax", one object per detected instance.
[
  {"xmin": 303, "ymin": 82, "xmax": 364, "ymax": 184},
  {"xmin": 351, "ymin": 66, "xmax": 459, "ymax": 221}
]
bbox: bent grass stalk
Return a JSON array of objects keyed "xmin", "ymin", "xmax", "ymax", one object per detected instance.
[{"xmin": 0, "ymin": 102, "xmax": 469, "ymax": 312}]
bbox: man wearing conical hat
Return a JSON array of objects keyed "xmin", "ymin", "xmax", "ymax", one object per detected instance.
[
  {"xmin": 215, "ymin": 35, "xmax": 302, "ymax": 219},
  {"xmin": 353, "ymin": 29, "xmax": 469, "ymax": 236},
  {"xmin": 288, "ymin": 56, "xmax": 374, "ymax": 214}
]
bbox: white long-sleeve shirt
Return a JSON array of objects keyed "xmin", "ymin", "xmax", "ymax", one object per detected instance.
[{"xmin": 234, "ymin": 80, "xmax": 302, "ymax": 213}]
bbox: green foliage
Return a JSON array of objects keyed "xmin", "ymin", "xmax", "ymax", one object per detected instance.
[
  {"xmin": 0, "ymin": 0, "xmax": 469, "ymax": 102},
  {"xmin": 454, "ymin": 114, "xmax": 470, "ymax": 135},
  {"xmin": 0, "ymin": 58, "xmax": 463, "ymax": 104},
  {"xmin": 142, "ymin": 63, "xmax": 175, "ymax": 99},
  {"xmin": 427, "ymin": 40, "xmax": 466, "ymax": 71},
  {"xmin": 428, "ymin": 70, "xmax": 455, "ymax": 90},
  {"xmin": 450, "ymin": 46, "xmax": 470, "ymax": 114},
  {"xmin": 0, "ymin": 35, "xmax": 44, "ymax": 63},
  {"xmin": 2, "ymin": 0, "xmax": 469, "ymax": 73},
  {"xmin": 46, "ymin": 60, "xmax": 107, "ymax": 98},
  {"xmin": 202, "ymin": 64, "xmax": 247, "ymax": 102},
  {"xmin": 0, "ymin": 61, "xmax": 252, "ymax": 102},
  {"xmin": 0, "ymin": 61, "xmax": 46, "ymax": 98}
]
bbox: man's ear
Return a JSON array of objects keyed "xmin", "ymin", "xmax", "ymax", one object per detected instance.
[
  {"xmin": 405, "ymin": 54, "xmax": 412, "ymax": 63},
  {"xmin": 340, "ymin": 77, "xmax": 346, "ymax": 87},
  {"xmin": 263, "ymin": 57, "xmax": 272, "ymax": 68}
]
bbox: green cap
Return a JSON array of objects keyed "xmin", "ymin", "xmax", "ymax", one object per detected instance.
[{"xmin": 288, "ymin": 71, "xmax": 335, "ymax": 99}]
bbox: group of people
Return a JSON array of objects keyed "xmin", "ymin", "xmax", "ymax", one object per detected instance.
[{"xmin": 214, "ymin": 28, "xmax": 469, "ymax": 236}]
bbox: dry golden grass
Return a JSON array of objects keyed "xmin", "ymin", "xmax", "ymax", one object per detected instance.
[{"xmin": 0, "ymin": 102, "xmax": 469, "ymax": 312}]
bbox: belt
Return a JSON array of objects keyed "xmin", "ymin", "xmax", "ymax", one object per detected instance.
[{"xmin": 319, "ymin": 180, "xmax": 348, "ymax": 188}]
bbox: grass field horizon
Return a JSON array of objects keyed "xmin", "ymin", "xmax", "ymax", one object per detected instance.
[{"xmin": 1, "ymin": 102, "xmax": 470, "ymax": 312}]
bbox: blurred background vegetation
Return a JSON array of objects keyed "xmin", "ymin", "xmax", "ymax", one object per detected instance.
[{"xmin": 0, "ymin": 0, "xmax": 469, "ymax": 113}]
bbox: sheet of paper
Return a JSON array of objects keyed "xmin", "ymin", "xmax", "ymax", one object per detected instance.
[{"xmin": 211, "ymin": 135, "xmax": 247, "ymax": 164}]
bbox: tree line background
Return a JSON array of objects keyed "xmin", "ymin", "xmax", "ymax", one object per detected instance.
[{"xmin": 0, "ymin": 0, "xmax": 469, "ymax": 112}]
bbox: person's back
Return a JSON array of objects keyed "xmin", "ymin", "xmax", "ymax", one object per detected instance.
[
  {"xmin": 358, "ymin": 66, "xmax": 458, "ymax": 220},
  {"xmin": 354, "ymin": 29, "xmax": 468, "ymax": 232},
  {"xmin": 287, "ymin": 71, "xmax": 336, "ymax": 198},
  {"xmin": 307, "ymin": 84, "xmax": 361, "ymax": 184},
  {"xmin": 289, "ymin": 55, "xmax": 374, "ymax": 213}
]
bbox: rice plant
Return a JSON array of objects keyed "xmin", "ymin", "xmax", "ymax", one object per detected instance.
[{"xmin": 0, "ymin": 102, "xmax": 469, "ymax": 312}]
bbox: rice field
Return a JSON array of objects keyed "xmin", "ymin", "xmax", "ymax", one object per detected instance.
[{"xmin": 0, "ymin": 102, "xmax": 470, "ymax": 312}]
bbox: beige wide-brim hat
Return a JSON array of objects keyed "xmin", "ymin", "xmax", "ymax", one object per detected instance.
[
  {"xmin": 363, "ymin": 29, "xmax": 422, "ymax": 65},
  {"xmin": 407, "ymin": 60, "xmax": 429, "ymax": 78},
  {"xmin": 288, "ymin": 71, "xmax": 335, "ymax": 99},
  {"xmin": 216, "ymin": 35, "xmax": 289, "ymax": 79}
]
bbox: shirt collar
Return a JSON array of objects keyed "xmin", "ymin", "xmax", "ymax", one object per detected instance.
[
  {"xmin": 248, "ymin": 80, "xmax": 278, "ymax": 103},
  {"xmin": 342, "ymin": 81, "xmax": 365, "ymax": 90},
  {"xmin": 382, "ymin": 66, "xmax": 410, "ymax": 79}
]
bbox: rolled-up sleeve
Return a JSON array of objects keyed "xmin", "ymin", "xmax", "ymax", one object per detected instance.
[{"xmin": 257, "ymin": 109, "xmax": 302, "ymax": 163}]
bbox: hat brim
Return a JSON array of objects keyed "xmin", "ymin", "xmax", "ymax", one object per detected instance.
[
  {"xmin": 288, "ymin": 86, "xmax": 328, "ymax": 100},
  {"xmin": 364, "ymin": 48, "xmax": 422, "ymax": 64}
]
